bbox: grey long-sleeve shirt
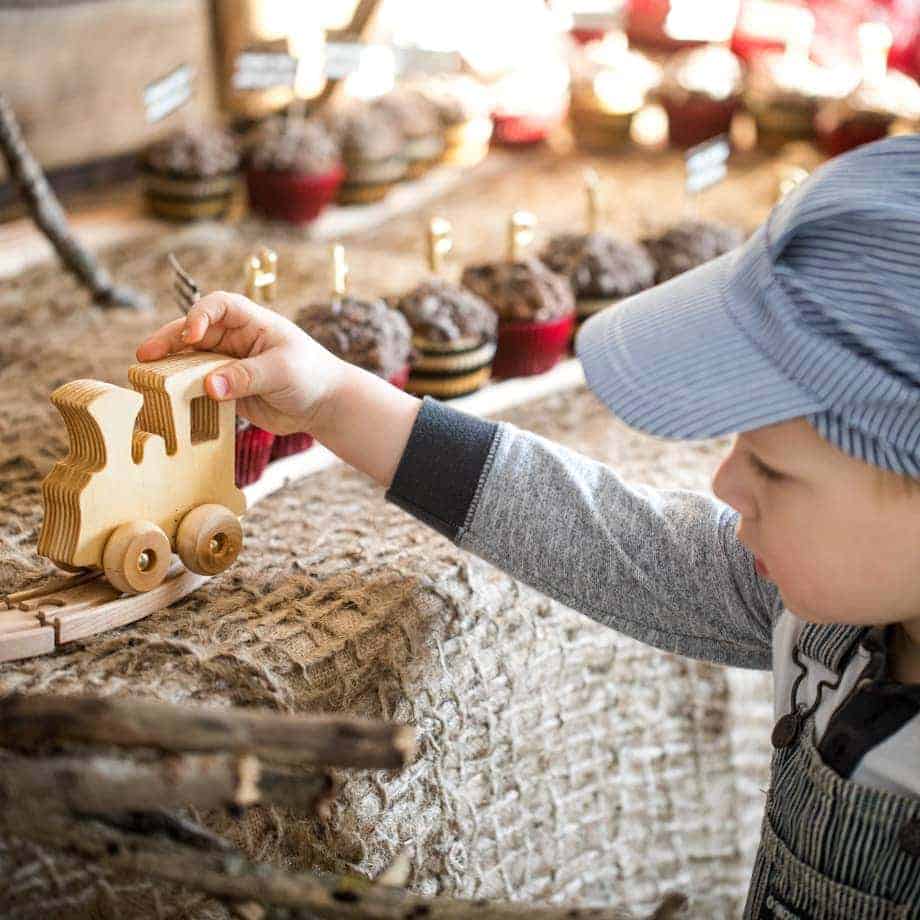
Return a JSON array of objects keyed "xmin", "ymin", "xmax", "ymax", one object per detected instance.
[{"xmin": 386, "ymin": 398, "xmax": 920, "ymax": 797}]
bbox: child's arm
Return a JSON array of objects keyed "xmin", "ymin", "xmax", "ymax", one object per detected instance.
[
  {"xmin": 388, "ymin": 398, "xmax": 782, "ymax": 670},
  {"xmin": 139, "ymin": 292, "xmax": 781, "ymax": 670}
]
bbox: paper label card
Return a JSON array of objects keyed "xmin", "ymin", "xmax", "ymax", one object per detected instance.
[
  {"xmin": 144, "ymin": 64, "xmax": 195, "ymax": 124},
  {"xmin": 685, "ymin": 135, "xmax": 731, "ymax": 194}
]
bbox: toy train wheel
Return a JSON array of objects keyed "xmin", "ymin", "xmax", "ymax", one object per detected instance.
[
  {"xmin": 103, "ymin": 521, "xmax": 172, "ymax": 594},
  {"xmin": 176, "ymin": 504, "xmax": 242, "ymax": 576}
]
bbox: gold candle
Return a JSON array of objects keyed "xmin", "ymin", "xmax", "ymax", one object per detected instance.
[
  {"xmin": 507, "ymin": 210, "xmax": 536, "ymax": 261},
  {"xmin": 332, "ymin": 243, "xmax": 348, "ymax": 297},
  {"xmin": 244, "ymin": 247, "xmax": 278, "ymax": 304},
  {"xmin": 427, "ymin": 217, "xmax": 453, "ymax": 275}
]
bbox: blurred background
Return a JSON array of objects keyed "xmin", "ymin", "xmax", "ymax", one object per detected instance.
[{"xmin": 3, "ymin": 0, "xmax": 919, "ymax": 221}]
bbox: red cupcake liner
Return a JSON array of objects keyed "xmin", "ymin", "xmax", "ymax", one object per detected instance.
[
  {"xmin": 662, "ymin": 96, "xmax": 739, "ymax": 149},
  {"xmin": 491, "ymin": 107, "xmax": 566, "ymax": 146},
  {"xmin": 388, "ymin": 364, "xmax": 411, "ymax": 390},
  {"xmin": 246, "ymin": 165, "xmax": 345, "ymax": 225},
  {"xmin": 492, "ymin": 313, "xmax": 575, "ymax": 379},
  {"xmin": 269, "ymin": 432, "xmax": 315, "ymax": 461},
  {"xmin": 816, "ymin": 118, "xmax": 891, "ymax": 158},
  {"xmin": 235, "ymin": 425, "xmax": 275, "ymax": 487}
]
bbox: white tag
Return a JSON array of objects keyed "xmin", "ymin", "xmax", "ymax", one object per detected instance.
[
  {"xmin": 232, "ymin": 51, "xmax": 299, "ymax": 91},
  {"xmin": 395, "ymin": 46, "xmax": 463, "ymax": 76},
  {"xmin": 685, "ymin": 135, "xmax": 731, "ymax": 194},
  {"xmin": 324, "ymin": 42, "xmax": 366, "ymax": 80},
  {"xmin": 144, "ymin": 64, "xmax": 195, "ymax": 124}
]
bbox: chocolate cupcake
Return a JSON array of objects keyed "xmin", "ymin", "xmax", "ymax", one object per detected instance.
[
  {"xmin": 326, "ymin": 102, "xmax": 408, "ymax": 205},
  {"xmin": 143, "ymin": 129, "xmax": 240, "ymax": 222},
  {"xmin": 374, "ymin": 88, "xmax": 446, "ymax": 178},
  {"xmin": 296, "ymin": 296, "xmax": 413, "ymax": 387},
  {"xmin": 642, "ymin": 219, "xmax": 744, "ymax": 284},
  {"xmin": 569, "ymin": 37, "xmax": 661, "ymax": 152},
  {"xmin": 540, "ymin": 232, "xmax": 656, "ymax": 324},
  {"xmin": 461, "ymin": 258, "xmax": 575, "ymax": 378},
  {"xmin": 658, "ymin": 45, "xmax": 743, "ymax": 149},
  {"xmin": 745, "ymin": 52, "xmax": 857, "ymax": 152},
  {"xmin": 245, "ymin": 117, "xmax": 344, "ymax": 224},
  {"xmin": 395, "ymin": 279, "xmax": 498, "ymax": 398},
  {"xmin": 815, "ymin": 69, "xmax": 920, "ymax": 157},
  {"xmin": 419, "ymin": 77, "xmax": 493, "ymax": 167}
]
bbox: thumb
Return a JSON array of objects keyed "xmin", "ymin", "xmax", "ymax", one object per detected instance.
[{"xmin": 206, "ymin": 353, "xmax": 278, "ymax": 401}]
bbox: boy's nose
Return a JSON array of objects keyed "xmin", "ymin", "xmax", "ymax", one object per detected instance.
[{"xmin": 712, "ymin": 449, "xmax": 757, "ymax": 518}]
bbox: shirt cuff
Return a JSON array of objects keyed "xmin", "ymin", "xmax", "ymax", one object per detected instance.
[{"xmin": 385, "ymin": 396, "xmax": 499, "ymax": 540}]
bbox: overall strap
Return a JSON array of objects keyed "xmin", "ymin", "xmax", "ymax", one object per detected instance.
[{"xmin": 798, "ymin": 622, "xmax": 869, "ymax": 674}]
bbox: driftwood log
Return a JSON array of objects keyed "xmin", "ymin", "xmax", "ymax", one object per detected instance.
[
  {"xmin": 0, "ymin": 693, "xmax": 416, "ymax": 769},
  {"xmin": 0, "ymin": 91, "xmax": 149, "ymax": 310},
  {"xmin": 0, "ymin": 694, "xmax": 685, "ymax": 919}
]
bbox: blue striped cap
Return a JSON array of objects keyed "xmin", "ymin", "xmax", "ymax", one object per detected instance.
[{"xmin": 575, "ymin": 135, "xmax": 920, "ymax": 478}]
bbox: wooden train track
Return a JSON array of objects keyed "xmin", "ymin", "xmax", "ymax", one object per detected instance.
[{"xmin": 0, "ymin": 358, "xmax": 585, "ymax": 663}]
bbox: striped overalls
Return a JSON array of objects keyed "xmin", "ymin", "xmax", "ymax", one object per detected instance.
[{"xmin": 745, "ymin": 623, "xmax": 920, "ymax": 918}]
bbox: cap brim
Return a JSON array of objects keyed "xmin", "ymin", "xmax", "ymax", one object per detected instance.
[{"xmin": 574, "ymin": 250, "xmax": 823, "ymax": 440}]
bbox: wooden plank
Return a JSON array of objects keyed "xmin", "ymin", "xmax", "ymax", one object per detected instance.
[
  {"xmin": 0, "ymin": 608, "xmax": 45, "ymax": 635},
  {"xmin": 22, "ymin": 579, "xmax": 121, "ymax": 617},
  {"xmin": 0, "ymin": 626, "xmax": 56, "ymax": 663},
  {"xmin": 53, "ymin": 566, "xmax": 208, "ymax": 644}
]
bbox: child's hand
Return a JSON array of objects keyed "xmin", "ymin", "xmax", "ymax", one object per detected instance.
[
  {"xmin": 138, "ymin": 291, "xmax": 422, "ymax": 486},
  {"xmin": 136, "ymin": 291, "xmax": 346, "ymax": 436}
]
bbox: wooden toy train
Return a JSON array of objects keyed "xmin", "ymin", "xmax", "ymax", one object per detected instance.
[{"xmin": 38, "ymin": 352, "xmax": 246, "ymax": 594}]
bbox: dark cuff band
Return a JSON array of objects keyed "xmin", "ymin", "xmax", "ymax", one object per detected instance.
[{"xmin": 385, "ymin": 396, "xmax": 499, "ymax": 540}]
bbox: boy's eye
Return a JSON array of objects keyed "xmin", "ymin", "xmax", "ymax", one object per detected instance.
[{"xmin": 750, "ymin": 455, "xmax": 784, "ymax": 482}]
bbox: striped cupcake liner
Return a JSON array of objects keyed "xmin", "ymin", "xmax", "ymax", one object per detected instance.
[
  {"xmin": 407, "ymin": 337, "xmax": 496, "ymax": 398},
  {"xmin": 143, "ymin": 169, "xmax": 238, "ymax": 222}
]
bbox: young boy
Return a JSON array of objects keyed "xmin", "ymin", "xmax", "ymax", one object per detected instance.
[{"xmin": 138, "ymin": 135, "xmax": 920, "ymax": 917}]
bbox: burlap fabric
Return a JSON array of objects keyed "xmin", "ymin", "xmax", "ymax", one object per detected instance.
[{"xmin": 0, "ymin": 148, "xmax": 786, "ymax": 918}]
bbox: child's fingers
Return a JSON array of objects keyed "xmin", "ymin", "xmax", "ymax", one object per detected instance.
[
  {"xmin": 184, "ymin": 291, "xmax": 271, "ymax": 347},
  {"xmin": 136, "ymin": 317, "xmax": 187, "ymax": 361},
  {"xmin": 205, "ymin": 350, "xmax": 283, "ymax": 401}
]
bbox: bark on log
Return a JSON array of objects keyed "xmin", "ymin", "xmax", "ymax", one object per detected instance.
[
  {"xmin": 0, "ymin": 694, "xmax": 416, "ymax": 769},
  {"xmin": 0, "ymin": 91, "xmax": 149, "ymax": 310},
  {"xmin": 0, "ymin": 770, "xmax": 683, "ymax": 920},
  {"xmin": 0, "ymin": 751, "xmax": 334, "ymax": 817}
]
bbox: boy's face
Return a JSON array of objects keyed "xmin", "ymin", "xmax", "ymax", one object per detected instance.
[{"xmin": 712, "ymin": 417, "xmax": 920, "ymax": 628}]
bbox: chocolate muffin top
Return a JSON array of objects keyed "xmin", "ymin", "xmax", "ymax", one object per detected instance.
[
  {"xmin": 246, "ymin": 117, "xmax": 341, "ymax": 174},
  {"xmin": 461, "ymin": 258, "xmax": 575, "ymax": 323},
  {"xmin": 145, "ymin": 129, "xmax": 240, "ymax": 178},
  {"xmin": 540, "ymin": 233, "xmax": 656, "ymax": 300},
  {"xmin": 396, "ymin": 278, "xmax": 498, "ymax": 343},
  {"xmin": 325, "ymin": 102, "xmax": 405, "ymax": 163},
  {"xmin": 373, "ymin": 88, "xmax": 442, "ymax": 140},
  {"xmin": 417, "ymin": 76, "xmax": 491, "ymax": 127},
  {"xmin": 296, "ymin": 296, "xmax": 412, "ymax": 379},
  {"xmin": 642, "ymin": 219, "xmax": 744, "ymax": 284}
]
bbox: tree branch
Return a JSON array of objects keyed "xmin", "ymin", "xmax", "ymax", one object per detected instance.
[
  {"xmin": 0, "ymin": 92, "xmax": 149, "ymax": 310},
  {"xmin": 0, "ymin": 750, "xmax": 334, "ymax": 817},
  {"xmin": 0, "ymin": 694, "xmax": 416, "ymax": 769}
]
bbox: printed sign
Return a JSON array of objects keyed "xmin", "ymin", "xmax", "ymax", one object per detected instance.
[
  {"xmin": 685, "ymin": 135, "xmax": 731, "ymax": 194},
  {"xmin": 324, "ymin": 41, "xmax": 462, "ymax": 79},
  {"xmin": 233, "ymin": 50, "xmax": 299, "ymax": 91},
  {"xmin": 395, "ymin": 46, "xmax": 463, "ymax": 76},
  {"xmin": 143, "ymin": 64, "xmax": 195, "ymax": 124},
  {"xmin": 324, "ymin": 41, "xmax": 366, "ymax": 80}
]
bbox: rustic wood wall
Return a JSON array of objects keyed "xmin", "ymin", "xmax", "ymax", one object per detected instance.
[{"xmin": 0, "ymin": 0, "xmax": 221, "ymax": 188}]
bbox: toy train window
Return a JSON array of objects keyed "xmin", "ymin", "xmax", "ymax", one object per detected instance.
[{"xmin": 190, "ymin": 396, "xmax": 219, "ymax": 444}]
